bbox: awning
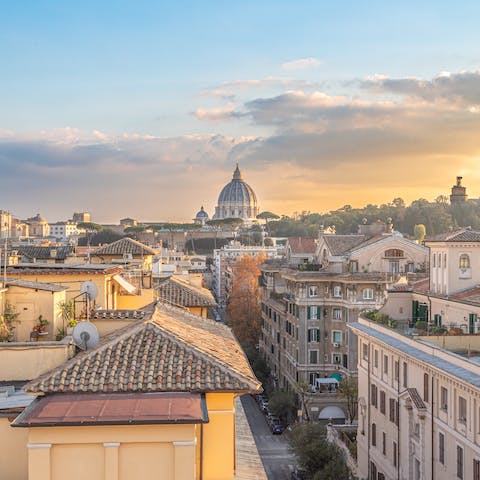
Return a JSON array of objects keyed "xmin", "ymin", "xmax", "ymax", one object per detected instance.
[
  {"xmin": 315, "ymin": 378, "xmax": 339, "ymax": 386},
  {"xmin": 318, "ymin": 406, "xmax": 345, "ymax": 420},
  {"xmin": 330, "ymin": 373, "xmax": 343, "ymax": 382},
  {"xmin": 13, "ymin": 392, "xmax": 208, "ymax": 427},
  {"xmin": 113, "ymin": 274, "xmax": 137, "ymax": 295}
]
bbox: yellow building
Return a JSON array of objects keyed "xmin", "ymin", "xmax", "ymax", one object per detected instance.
[
  {"xmin": 155, "ymin": 275, "xmax": 217, "ymax": 318},
  {"xmin": 13, "ymin": 303, "xmax": 261, "ymax": 480},
  {"xmin": 6, "ymin": 263, "xmax": 140, "ymax": 312},
  {"xmin": 91, "ymin": 237, "xmax": 158, "ymax": 273}
]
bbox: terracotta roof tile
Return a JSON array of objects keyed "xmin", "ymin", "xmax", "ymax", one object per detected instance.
[
  {"xmin": 15, "ymin": 245, "xmax": 74, "ymax": 261},
  {"xmin": 156, "ymin": 276, "xmax": 217, "ymax": 308},
  {"xmin": 287, "ymin": 237, "xmax": 317, "ymax": 254},
  {"xmin": 323, "ymin": 235, "xmax": 367, "ymax": 255},
  {"xmin": 426, "ymin": 228, "xmax": 480, "ymax": 243},
  {"xmin": 93, "ymin": 238, "xmax": 158, "ymax": 256},
  {"xmin": 25, "ymin": 303, "xmax": 260, "ymax": 395}
]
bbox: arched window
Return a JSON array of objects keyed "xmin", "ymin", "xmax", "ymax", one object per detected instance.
[
  {"xmin": 459, "ymin": 254, "xmax": 470, "ymax": 269},
  {"xmin": 385, "ymin": 249, "xmax": 404, "ymax": 258}
]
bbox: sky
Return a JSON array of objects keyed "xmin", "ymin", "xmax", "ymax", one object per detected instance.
[{"xmin": 1, "ymin": 0, "xmax": 480, "ymax": 222}]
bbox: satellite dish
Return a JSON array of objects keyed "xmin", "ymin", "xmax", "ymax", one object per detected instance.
[
  {"xmin": 80, "ymin": 281, "xmax": 98, "ymax": 301},
  {"xmin": 72, "ymin": 322, "xmax": 100, "ymax": 350}
]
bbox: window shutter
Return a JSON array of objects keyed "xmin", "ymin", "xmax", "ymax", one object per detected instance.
[{"xmin": 307, "ymin": 306, "xmax": 311, "ymax": 319}]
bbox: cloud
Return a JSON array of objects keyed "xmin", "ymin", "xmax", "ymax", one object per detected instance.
[
  {"xmin": 281, "ymin": 57, "xmax": 322, "ymax": 71},
  {"xmin": 193, "ymin": 103, "xmax": 237, "ymax": 122},
  {"xmin": 360, "ymin": 70, "xmax": 480, "ymax": 106}
]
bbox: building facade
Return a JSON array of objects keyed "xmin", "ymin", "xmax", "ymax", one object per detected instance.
[
  {"xmin": 351, "ymin": 316, "xmax": 480, "ymax": 480},
  {"xmin": 259, "ymin": 227, "xmax": 428, "ymax": 421}
]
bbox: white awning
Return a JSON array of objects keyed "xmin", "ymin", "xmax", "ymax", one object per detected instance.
[
  {"xmin": 113, "ymin": 275, "xmax": 137, "ymax": 295},
  {"xmin": 318, "ymin": 406, "xmax": 345, "ymax": 420},
  {"xmin": 315, "ymin": 378, "xmax": 339, "ymax": 386}
]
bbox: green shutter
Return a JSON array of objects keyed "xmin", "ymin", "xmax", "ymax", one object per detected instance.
[
  {"xmin": 469, "ymin": 314, "xmax": 477, "ymax": 334},
  {"xmin": 296, "ymin": 305, "xmax": 299, "ymax": 318},
  {"xmin": 316, "ymin": 329, "xmax": 320, "ymax": 342},
  {"xmin": 307, "ymin": 306, "xmax": 311, "ymax": 319}
]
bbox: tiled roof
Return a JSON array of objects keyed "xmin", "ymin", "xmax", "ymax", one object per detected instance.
[
  {"xmin": 287, "ymin": 237, "xmax": 317, "ymax": 254},
  {"xmin": 93, "ymin": 237, "xmax": 158, "ymax": 256},
  {"xmin": 25, "ymin": 303, "xmax": 261, "ymax": 395},
  {"xmin": 7, "ymin": 279, "xmax": 68, "ymax": 292},
  {"xmin": 406, "ymin": 388, "xmax": 426, "ymax": 410},
  {"xmin": 6, "ymin": 264, "xmax": 122, "ymax": 275},
  {"xmin": 411, "ymin": 278, "xmax": 430, "ymax": 294},
  {"xmin": 451, "ymin": 286, "xmax": 480, "ymax": 303},
  {"xmin": 426, "ymin": 228, "xmax": 480, "ymax": 243},
  {"xmin": 15, "ymin": 245, "xmax": 74, "ymax": 261},
  {"xmin": 323, "ymin": 235, "xmax": 366, "ymax": 255},
  {"xmin": 156, "ymin": 276, "xmax": 217, "ymax": 308}
]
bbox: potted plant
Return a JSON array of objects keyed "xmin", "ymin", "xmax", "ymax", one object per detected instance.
[
  {"xmin": 0, "ymin": 302, "xmax": 20, "ymax": 342},
  {"xmin": 32, "ymin": 315, "xmax": 49, "ymax": 336},
  {"xmin": 66, "ymin": 319, "xmax": 77, "ymax": 335}
]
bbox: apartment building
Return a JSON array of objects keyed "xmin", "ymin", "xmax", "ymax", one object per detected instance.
[
  {"xmin": 259, "ymin": 226, "xmax": 428, "ymax": 421},
  {"xmin": 351, "ymin": 316, "xmax": 480, "ymax": 480}
]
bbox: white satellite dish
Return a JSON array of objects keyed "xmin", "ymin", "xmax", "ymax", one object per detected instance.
[
  {"xmin": 72, "ymin": 322, "xmax": 100, "ymax": 350},
  {"xmin": 80, "ymin": 281, "xmax": 98, "ymax": 301}
]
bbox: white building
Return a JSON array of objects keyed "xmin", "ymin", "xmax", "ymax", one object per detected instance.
[{"xmin": 48, "ymin": 221, "xmax": 85, "ymax": 240}]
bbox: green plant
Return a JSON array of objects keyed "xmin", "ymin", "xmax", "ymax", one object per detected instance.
[
  {"xmin": 0, "ymin": 302, "xmax": 20, "ymax": 342},
  {"xmin": 414, "ymin": 320, "xmax": 427, "ymax": 331},
  {"xmin": 429, "ymin": 326, "xmax": 447, "ymax": 335},
  {"xmin": 68, "ymin": 319, "xmax": 78, "ymax": 328},
  {"xmin": 56, "ymin": 327, "xmax": 66, "ymax": 341},
  {"xmin": 58, "ymin": 300, "xmax": 75, "ymax": 326},
  {"xmin": 33, "ymin": 315, "xmax": 49, "ymax": 333}
]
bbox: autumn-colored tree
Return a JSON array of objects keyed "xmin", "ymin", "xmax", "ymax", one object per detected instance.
[{"xmin": 226, "ymin": 254, "xmax": 263, "ymax": 346}]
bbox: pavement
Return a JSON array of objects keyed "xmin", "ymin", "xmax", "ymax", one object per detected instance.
[{"xmin": 240, "ymin": 395, "xmax": 296, "ymax": 480}]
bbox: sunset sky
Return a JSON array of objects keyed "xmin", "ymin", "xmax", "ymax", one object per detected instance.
[{"xmin": 1, "ymin": 1, "xmax": 480, "ymax": 222}]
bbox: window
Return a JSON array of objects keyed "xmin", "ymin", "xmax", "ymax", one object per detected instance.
[
  {"xmin": 308, "ymin": 328, "xmax": 320, "ymax": 342},
  {"xmin": 383, "ymin": 355, "xmax": 389, "ymax": 375},
  {"xmin": 382, "ymin": 432, "xmax": 386, "ymax": 455},
  {"xmin": 371, "ymin": 423, "xmax": 377, "ymax": 446},
  {"xmin": 433, "ymin": 253, "xmax": 436, "ymax": 268},
  {"xmin": 393, "ymin": 441, "xmax": 398, "ymax": 467},
  {"xmin": 389, "ymin": 399, "xmax": 398, "ymax": 425},
  {"xmin": 308, "ymin": 286, "xmax": 318, "ymax": 297},
  {"xmin": 333, "ymin": 308, "xmax": 342, "ymax": 320},
  {"xmin": 363, "ymin": 288, "xmax": 374, "ymax": 300},
  {"xmin": 333, "ymin": 286, "xmax": 342, "ymax": 297},
  {"xmin": 363, "ymin": 343, "xmax": 369, "ymax": 360},
  {"xmin": 308, "ymin": 306, "xmax": 319, "ymax": 319},
  {"xmin": 441, "ymin": 387, "xmax": 448, "ymax": 411},
  {"xmin": 403, "ymin": 362, "xmax": 408, "ymax": 387},
  {"xmin": 474, "ymin": 459, "xmax": 480, "ymax": 480},
  {"xmin": 371, "ymin": 384, "xmax": 378, "ymax": 408},
  {"xmin": 424, "ymin": 373, "xmax": 429, "ymax": 402},
  {"xmin": 370, "ymin": 462, "xmax": 377, "ymax": 480},
  {"xmin": 309, "ymin": 350, "xmax": 318, "ymax": 364},
  {"xmin": 385, "ymin": 249, "xmax": 404, "ymax": 258},
  {"xmin": 444, "ymin": 253, "xmax": 447, "ymax": 268},
  {"xmin": 380, "ymin": 391, "xmax": 386, "ymax": 414},
  {"xmin": 374, "ymin": 349, "xmax": 379, "ymax": 368},
  {"xmin": 309, "ymin": 372, "xmax": 319, "ymax": 385},
  {"xmin": 332, "ymin": 353, "xmax": 342, "ymax": 364},
  {"xmin": 460, "ymin": 254, "xmax": 470, "ymax": 269},
  {"xmin": 439, "ymin": 432, "xmax": 445, "ymax": 465},
  {"xmin": 457, "ymin": 445, "xmax": 464, "ymax": 479},
  {"xmin": 332, "ymin": 331, "xmax": 342, "ymax": 345},
  {"xmin": 459, "ymin": 396, "xmax": 467, "ymax": 423},
  {"xmin": 394, "ymin": 360, "xmax": 399, "ymax": 381}
]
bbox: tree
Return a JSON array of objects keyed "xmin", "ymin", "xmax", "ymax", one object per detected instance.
[
  {"xmin": 413, "ymin": 224, "xmax": 426, "ymax": 243},
  {"xmin": 268, "ymin": 390, "xmax": 296, "ymax": 423},
  {"xmin": 288, "ymin": 423, "xmax": 352, "ymax": 480},
  {"xmin": 295, "ymin": 381, "xmax": 313, "ymax": 422},
  {"xmin": 226, "ymin": 255, "xmax": 263, "ymax": 346},
  {"xmin": 337, "ymin": 377, "xmax": 358, "ymax": 423}
]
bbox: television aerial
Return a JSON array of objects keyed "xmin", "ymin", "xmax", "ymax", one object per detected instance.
[
  {"xmin": 80, "ymin": 281, "xmax": 98, "ymax": 301},
  {"xmin": 72, "ymin": 322, "xmax": 100, "ymax": 350}
]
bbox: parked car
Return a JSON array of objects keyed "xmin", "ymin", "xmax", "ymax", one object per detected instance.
[
  {"xmin": 290, "ymin": 468, "xmax": 307, "ymax": 480},
  {"xmin": 270, "ymin": 417, "xmax": 284, "ymax": 434}
]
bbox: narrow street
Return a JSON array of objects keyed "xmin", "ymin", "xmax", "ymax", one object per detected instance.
[{"xmin": 241, "ymin": 395, "xmax": 296, "ymax": 479}]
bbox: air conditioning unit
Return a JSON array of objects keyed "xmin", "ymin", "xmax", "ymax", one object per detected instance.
[{"xmin": 333, "ymin": 342, "xmax": 340, "ymax": 348}]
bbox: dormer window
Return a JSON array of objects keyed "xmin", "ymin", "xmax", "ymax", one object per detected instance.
[{"xmin": 459, "ymin": 254, "xmax": 470, "ymax": 269}]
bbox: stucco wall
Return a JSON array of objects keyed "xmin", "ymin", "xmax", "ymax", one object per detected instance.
[
  {"xmin": 0, "ymin": 417, "xmax": 28, "ymax": 480},
  {"xmin": 0, "ymin": 342, "xmax": 75, "ymax": 381}
]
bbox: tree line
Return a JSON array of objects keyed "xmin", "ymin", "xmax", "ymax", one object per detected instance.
[{"xmin": 266, "ymin": 198, "xmax": 480, "ymax": 238}]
